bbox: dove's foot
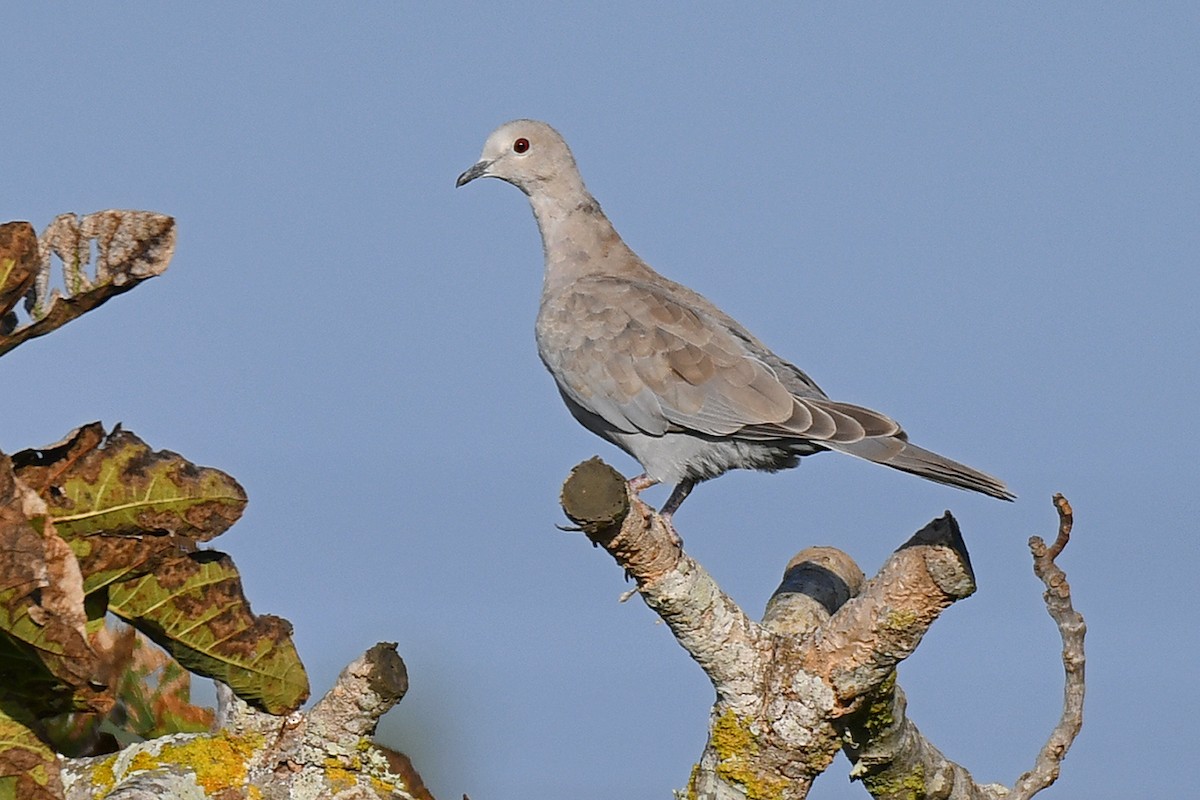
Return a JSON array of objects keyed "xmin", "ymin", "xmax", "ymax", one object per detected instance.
[
  {"xmin": 626, "ymin": 474, "xmax": 688, "ymax": 546},
  {"xmin": 628, "ymin": 473, "xmax": 659, "ymax": 493},
  {"xmin": 659, "ymin": 511, "xmax": 684, "ymax": 548}
]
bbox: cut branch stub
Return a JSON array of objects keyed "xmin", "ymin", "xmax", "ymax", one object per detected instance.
[
  {"xmin": 763, "ymin": 546, "xmax": 865, "ymax": 637},
  {"xmin": 902, "ymin": 510, "xmax": 976, "ymax": 597},
  {"xmin": 559, "ymin": 458, "xmax": 683, "ymax": 586},
  {"xmin": 69, "ymin": 644, "xmax": 426, "ymax": 800},
  {"xmin": 560, "ymin": 456, "xmax": 630, "ymax": 536},
  {"xmin": 802, "ymin": 512, "xmax": 976, "ymax": 707},
  {"xmin": 307, "ymin": 641, "xmax": 408, "ymax": 742}
]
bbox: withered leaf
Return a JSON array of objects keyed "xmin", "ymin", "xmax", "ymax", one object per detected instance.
[
  {"xmin": 109, "ymin": 551, "xmax": 310, "ymax": 715},
  {"xmin": 8, "ymin": 423, "xmax": 105, "ymax": 497},
  {"xmin": 0, "ymin": 222, "xmax": 39, "ymax": 327},
  {"xmin": 0, "ymin": 210, "xmax": 174, "ymax": 357},
  {"xmin": 0, "ymin": 454, "xmax": 103, "ymax": 718}
]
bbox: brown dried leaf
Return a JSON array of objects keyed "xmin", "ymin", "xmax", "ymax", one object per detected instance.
[
  {"xmin": 7, "ymin": 424, "xmax": 105, "ymax": 497},
  {"xmin": 0, "ymin": 454, "xmax": 103, "ymax": 717},
  {"xmin": 0, "ymin": 210, "xmax": 174, "ymax": 357}
]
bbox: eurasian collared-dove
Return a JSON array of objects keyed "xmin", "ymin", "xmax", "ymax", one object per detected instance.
[{"xmin": 458, "ymin": 119, "xmax": 1013, "ymax": 529}]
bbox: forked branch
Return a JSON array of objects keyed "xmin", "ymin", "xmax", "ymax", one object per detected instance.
[{"xmin": 559, "ymin": 459, "xmax": 1086, "ymax": 800}]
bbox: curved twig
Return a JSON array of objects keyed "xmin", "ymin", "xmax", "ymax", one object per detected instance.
[{"xmin": 1009, "ymin": 494, "xmax": 1086, "ymax": 800}]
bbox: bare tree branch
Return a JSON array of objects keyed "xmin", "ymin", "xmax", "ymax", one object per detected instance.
[
  {"xmin": 840, "ymin": 494, "xmax": 1086, "ymax": 800},
  {"xmin": 61, "ymin": 644, "xmax": 422, "ymax": 800},
  {"xmin": 559, "ymin": 459, "xmax": 1087, "ymax": 800}
]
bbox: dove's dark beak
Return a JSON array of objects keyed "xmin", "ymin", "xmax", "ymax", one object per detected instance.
[{"xmin": 456, "ymin": 160, "xmax": 492, "ymax": 187}]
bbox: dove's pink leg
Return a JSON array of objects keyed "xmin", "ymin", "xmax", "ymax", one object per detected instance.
[{"xmin": 657, "ymin": 481, "xmax": 695, "ymax": 547}]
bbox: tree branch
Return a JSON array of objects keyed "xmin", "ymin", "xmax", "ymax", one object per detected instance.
[
  {"xmin": 799, "ymin": 513, "xmax": 976, "ymax": 709},
  {"xmin": 561, "ymin": 457, "xmax": 766, "ymax": 693},
  {"xmin": 559, "ymin": 459, "xmax": 1087, "ymax": 800},
  {"xmin": 840, "ymin": 494, "xmax": 1086, "ymax": 800},
  {"xmin": 61, "ymin": 644, "xmax": 422, "ymax": 800}
]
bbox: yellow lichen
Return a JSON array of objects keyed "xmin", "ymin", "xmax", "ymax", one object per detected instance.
[
  {"xmin": 91, "ymin": 754, "xmax": 118, "ymax": 794},
  {"xmin": 324, "ymin": 757, "xmax": 358, "ymax": 792},
  {"xmin": 127, "ymin": 751, "xmax": 159, "ymax": 774},
  {"xmin": 371, "ymin": 774, "xmax": 399, "ymax": 795},
  {"xmin": 709, "ymin": 710, "xmax": 788, "ymax": 800},
  {"xmin": 143, "ymin": 731, "xmax": 264, "ymax": 793},
  {"xmin": 886, "ymin": 609, "xmax": 919, "ymax": 630},
  {"xmin": 712, "ymin": 709, "xmax": 754, "ymax": 756},
  {"xmin": 685, "ymin": 762, "xmax": 701, "ymax": 800}
]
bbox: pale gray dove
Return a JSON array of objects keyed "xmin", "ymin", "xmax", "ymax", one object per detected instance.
[{"xmin": 458, "ymin": 119, "xmax": 1013, "ymax": 531}]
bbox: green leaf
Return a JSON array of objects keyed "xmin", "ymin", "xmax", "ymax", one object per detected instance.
[
  {"xmin": 0, "ymin": 702, "xmax": 63, "ymax": 800},
  {"xmin": 12, "ymin": 424, "xmax": 248, "ymax": 595},
  {"xmin": 21, "ymin": 424, "xmax": 246, "ymax": 543},
  {"xmin": 109, "ymin": 551, "xmax": 309, "ymax": 715}
]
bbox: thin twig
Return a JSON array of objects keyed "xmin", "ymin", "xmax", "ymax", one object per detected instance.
[{"xmin": 1009, "ymin": 494, "xmax": 1086, "ymax": 800}]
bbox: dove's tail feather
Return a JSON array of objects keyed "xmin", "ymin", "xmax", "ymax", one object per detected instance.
[{"xmin": 824, "ymin": 437, "xmax": 1015, "ymax": 501}]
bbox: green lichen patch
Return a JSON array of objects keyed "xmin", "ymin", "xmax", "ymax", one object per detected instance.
[
  {"xmin": 861, "ymin": 671, "xmax": 897, "ymax": 736},
  {"xmin": 862, "ymin": 762, "xmax": 926, "ymax": 800}
]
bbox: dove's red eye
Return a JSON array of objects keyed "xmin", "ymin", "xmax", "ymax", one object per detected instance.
[{"xmin": 513, "ymin": 138, "xmax": 530, "ymax": 153}]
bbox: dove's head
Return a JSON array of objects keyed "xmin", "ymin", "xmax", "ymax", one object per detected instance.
[{"xmin": 456, "ymin": 119, "xmax": 584, "ymax": 197}]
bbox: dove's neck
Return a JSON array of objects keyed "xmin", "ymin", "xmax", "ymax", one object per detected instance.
[{"xmin": 528, "ymin": 180, "xmax": 650, "ymax": 295}]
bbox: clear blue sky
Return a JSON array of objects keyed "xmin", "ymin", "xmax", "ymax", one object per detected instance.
[{"xmin": 3, "ymin": 5, "xmax": 1196, "ymax": 798}]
